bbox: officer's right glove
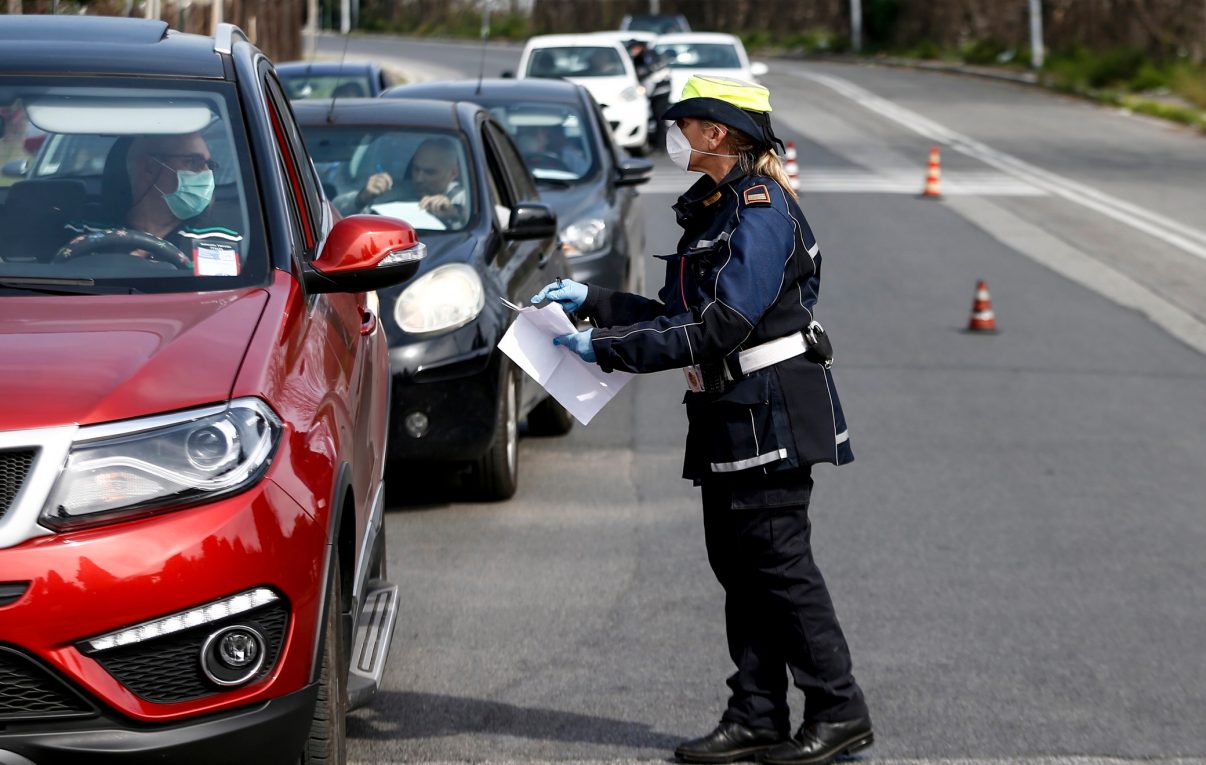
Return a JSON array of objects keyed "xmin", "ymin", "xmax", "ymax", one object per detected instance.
[
  {"xmin": 531, "ymin": 279, "xmax": 588, "ymax": 313},
  {"xmin": 553, "ymin": 328, "xmax": 596, "ymax": 363}
]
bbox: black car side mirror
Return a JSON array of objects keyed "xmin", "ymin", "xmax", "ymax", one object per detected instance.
[
  {"xmin": 500, "ymin": 70, "xmax": 514, "ymax": 79},
  {"xmin": 615, "ymin": 156, "xmax": 654, "ymax": 187},
  {"xmin": 505, "ymin": 201, "xmax": 557, "ymax": 240}
]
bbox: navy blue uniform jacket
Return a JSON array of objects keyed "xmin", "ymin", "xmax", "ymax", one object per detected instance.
[{"xmin": 580, "ymin": 168, "xmax": 854, "ymax": 482}]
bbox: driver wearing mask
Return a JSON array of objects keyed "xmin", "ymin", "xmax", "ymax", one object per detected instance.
[{"xmin": 60, "ymin": 132, "xmax": 243, "ymax": 275}]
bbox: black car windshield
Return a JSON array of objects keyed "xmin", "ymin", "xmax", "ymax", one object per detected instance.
[
  {"xmin": 625, "ymin": 15, "xmax": 688, "ymax": 34},
  {"xmin": 655, "ymin": 42, "xmax": 742, "ymax": 69},
  {"xmin": 302, "ymin": 126, "xmax": 474, "ymax": 232},
  {"xmin": 487, "ymin": 103, "xmax": 598, "ymax": 184},
  {"xmin": 0, "ymin": 77, "xmax": 265, "ymax": 293},
  {"xmin": 280, "ymin": 72, "xmax": 372, "ymax": 100}
]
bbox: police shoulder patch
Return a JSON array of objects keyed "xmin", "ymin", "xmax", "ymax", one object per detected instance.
[{"xmin": 742, "ymin": 184, "xmax": 772, "ymax": 207}]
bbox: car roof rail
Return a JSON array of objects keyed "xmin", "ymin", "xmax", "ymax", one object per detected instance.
[{"xmin": 213, "ymin": 23, "xmax": 248, "ymax": 55}]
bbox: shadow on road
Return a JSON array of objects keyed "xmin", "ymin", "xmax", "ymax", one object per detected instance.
[{"xmin": 348, "ymin": 690, "xmax": 682, "ymax": 751}]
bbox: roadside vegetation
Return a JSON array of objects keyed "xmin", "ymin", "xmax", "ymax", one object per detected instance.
[
  {"xmin": 757, "ymin": 33, "xmax": 1206, "ymax": 135},
  {"xmin": 351, "ymin": 0, "xmax": 1206, "ymax": 136}
]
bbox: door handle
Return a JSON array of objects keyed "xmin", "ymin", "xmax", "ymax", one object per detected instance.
[{"xmin": 360, "ymin": 308, "xmax": 377, "ymax": 336}]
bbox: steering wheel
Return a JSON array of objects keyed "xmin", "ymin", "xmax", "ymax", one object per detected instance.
[
  {"xmin": 523, "ymin": 151, "xmax": 572, "ymax": 173},
  {"xmin": 54, "ymin": 228, "xmax": 192, "ymax": 270}
]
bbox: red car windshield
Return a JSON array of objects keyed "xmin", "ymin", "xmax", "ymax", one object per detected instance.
[{"xmin": 0, "ymin": 77, "xmax": 266, "ymax": 293}]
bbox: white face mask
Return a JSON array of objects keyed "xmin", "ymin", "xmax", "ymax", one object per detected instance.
[{"xmin": 665, "ymin": 122, "xmax": 738, "ymax": 173}]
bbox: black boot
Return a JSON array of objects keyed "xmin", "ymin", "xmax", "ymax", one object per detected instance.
[
  {"xmin": 759, "ymin": 716, "xmax": 874, "ymax": 765},
  {"xmin": 674, "ymin": 721, "xmax": 785, "ymax": 764}
]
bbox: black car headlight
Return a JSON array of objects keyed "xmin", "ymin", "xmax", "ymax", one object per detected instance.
[
  {"xmin": 393, "ymin": 263, "xmax": 485, "ymax": 334},
  {"xmin": 41, "ymin": 398, "xmax": 282, "ymax": 530},
  {"xmin": 561, "ymin": 217, "xmax": 610, "ymax": 257}
]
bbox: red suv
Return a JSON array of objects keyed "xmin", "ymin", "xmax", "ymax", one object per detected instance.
[{"xmin": 0, "ymin": 16, "xmax": 421, "ymax": 764}]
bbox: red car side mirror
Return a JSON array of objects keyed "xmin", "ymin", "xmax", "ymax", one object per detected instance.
[{"xmin": 304, "ymin": 214, "xmax": 426, "ymax": 294}]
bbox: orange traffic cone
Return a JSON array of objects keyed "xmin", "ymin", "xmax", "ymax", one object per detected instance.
[
  {"xmin": 966, "ymin": 280, "xmax": 998, "ymax": 333},
  {"xmin": 781, "ymin": 141, "xmax": 800, "ymax": 193},
  {"xmin": 922, "ymin": 145, "xmax": 942, "ymax": 197}
]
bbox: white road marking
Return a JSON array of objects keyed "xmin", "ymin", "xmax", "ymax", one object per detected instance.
[{"xmin": 791, "ymin": 70, "xmax": 1206, "ymax": 263}]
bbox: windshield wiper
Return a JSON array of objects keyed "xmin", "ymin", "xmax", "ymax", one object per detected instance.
[{"xmin": 0, "ymin": 277, "xmax": 136, "ymax": 296}]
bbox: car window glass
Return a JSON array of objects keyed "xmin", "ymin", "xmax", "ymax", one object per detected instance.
[
  {"xmin": 0, "ymin": 77, "xmax": 264, "ymax": 292},
  {"xmin": 482, "ymin": 148, "xmax": 509, "ymax": 230},
  {"xmin": 591, "ymin": 98, "xmax": 625, "ymax": 169},
  {"xmin": 264, "ymin": 76, "xmax": 324, "ymax": 251},
  {"xmin": 484, "ymin": 121, "xmax": 538, "ymax": 202},
  {"xmin": 526, "ymin": 46, "xmax": 626, "ymax": 78},
  {"xmin": 279, "ymin": 73, "xmax": 372, "ymax": 100},
  {"xmin": 655, "ymin": 43, "xmax": 742, "ymax": 69},
  {"xmin": 486, "ymin": 102, "xmax": 597, "ymax": 184},
  {"xmin": 479, "ymin": 125, "xmax": 515, "ymax": 228},
  {"xmin": 299, "ymin": 125, "xmax": 474, "ymax": 232}
]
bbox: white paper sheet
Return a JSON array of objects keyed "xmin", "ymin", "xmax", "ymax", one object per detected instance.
[
  {"xmin": 497, "ymin": 301, "xmax": 633, "ymax": 425},
  {"xmin": 369, "ymin": 201, "xmax": 446, "ymax": 230}
]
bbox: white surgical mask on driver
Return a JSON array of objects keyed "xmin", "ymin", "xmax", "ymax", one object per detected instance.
[{"xmin": 665, "ymin": 122, "xmax": 738, "ymax": 172}]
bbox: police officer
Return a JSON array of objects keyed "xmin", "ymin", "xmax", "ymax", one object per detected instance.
[{"xmin": 531, "ymin": 75, "xmax": 872, "ymax": 765}]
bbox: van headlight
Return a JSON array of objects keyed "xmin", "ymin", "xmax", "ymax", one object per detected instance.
[
  {"xmin": 393, "ymin": 263, "xmax": 485, "ymax": 334},
  {"xmin": 41, "ymin": 399, "xmax": 281, "ymax": 530}
]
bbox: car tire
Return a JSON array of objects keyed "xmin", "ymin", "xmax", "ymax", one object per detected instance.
[
  {"xmin": 527, "ymin": 395, "xmax": 574, "ymax": 436},
  {"xmin": 474, "ymin": 364, "xmax": 519, "ymax": 501},
  {"xmin": 303, "ymin": 557, "xmax": 347, "ymax": 764}
]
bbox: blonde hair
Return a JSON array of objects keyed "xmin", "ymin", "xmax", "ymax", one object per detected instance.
[{"xmin": 703, "ymin": 119, "xmax": 794, "ymax": 196}]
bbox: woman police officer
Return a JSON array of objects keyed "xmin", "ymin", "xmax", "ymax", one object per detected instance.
[{"xmin": 531, "ymin": 75, "xmax": 872, "ymax": 765}]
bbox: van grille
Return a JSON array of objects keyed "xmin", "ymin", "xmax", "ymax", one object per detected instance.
[{"xmin": 0, "ymin": 449, "xmax": 36, "ymax": 520}]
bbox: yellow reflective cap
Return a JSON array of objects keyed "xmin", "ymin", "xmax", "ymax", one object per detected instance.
[{"xmin": 678, "ymin": 75, "xmax": 772, "ymax": 113}]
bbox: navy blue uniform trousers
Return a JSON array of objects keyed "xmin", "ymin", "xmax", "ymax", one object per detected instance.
[{"xmin": 701, "ymin": 469, "xmax": 867, "ymax": 733}]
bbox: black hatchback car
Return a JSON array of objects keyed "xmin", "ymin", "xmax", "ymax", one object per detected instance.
[
  {"xmin": 294, "ymin": 98, "xmax": 571, "ymax": 500},
  {"xmin": 382, "ymin": 78, "xmax": 653, "ymax": 294}
]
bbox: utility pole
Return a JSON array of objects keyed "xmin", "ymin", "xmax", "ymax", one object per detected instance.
[
  {"xmin": 306, "ymin": 0, "xmax": 318, "ymax": 58},
  {"xmin": 6, "ymin": 0, "xmax": 20, "ymax": 15},
  {"xmin": 649, "ymin": 0, "xmax": 659, "ymax": 14},
  {"xmin": 1029, "ymin": 0, "xmax": 1044, "ymax": 69},
  {"xmin": 211, "ymin": 0, "xmax": 222, "ymax": 34},
  {"xmin": 850, "ymin": 0, "xmax": 862, "ymax": 53},
  {"xmin": 340, "ymin": 0, "xmax": 350, "ymax": 34}
]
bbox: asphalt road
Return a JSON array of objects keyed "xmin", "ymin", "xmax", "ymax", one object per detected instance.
[{"xmin": 317, "ymin": 33, "xmax": 1206, "ymax": 765}]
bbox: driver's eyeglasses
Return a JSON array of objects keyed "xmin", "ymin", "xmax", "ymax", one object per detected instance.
[{"xmin": 155, "ymin": 153, "xmax": 219, "ymax": 173}]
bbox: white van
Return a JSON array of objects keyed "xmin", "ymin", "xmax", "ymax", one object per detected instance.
[{"xmin": 516, "ymin": 34, "xmax": 650, "ymax": 152}]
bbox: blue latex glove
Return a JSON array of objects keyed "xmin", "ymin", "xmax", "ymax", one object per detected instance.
[
  {"xmin": 553, "ymin": 329, "xmax": 596, "ymax": 363},
  {"xmin": 532, "ymin": 278, "xmax": 588, "ymax": 313}
]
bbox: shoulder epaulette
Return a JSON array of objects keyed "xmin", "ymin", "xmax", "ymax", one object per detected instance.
[{"xmin": 742, "ymin": 184, "xmax": 772, "ymax": 207}]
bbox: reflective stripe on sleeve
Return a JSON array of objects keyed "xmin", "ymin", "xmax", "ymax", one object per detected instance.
[{"xmin": 710, "ymin": 448, "xmax": 788, "ymax": 473}]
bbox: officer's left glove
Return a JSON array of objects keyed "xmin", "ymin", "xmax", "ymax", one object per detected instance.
[
  {"xmin": 532, "ymin": 279, "xmax": 588, "ymax": 313},
  {"xmin": 553, "ymin": 329, "xmax": 596, "ymax": 363}
]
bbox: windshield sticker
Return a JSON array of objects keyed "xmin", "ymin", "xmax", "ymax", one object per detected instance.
[{"xmin": 194, "ymin": 243, "xmax": 240, "ymax": 277}]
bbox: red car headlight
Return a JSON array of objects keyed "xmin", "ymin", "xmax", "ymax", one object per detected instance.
[{"xmin": 40, "ymin": 398, "xmax": 282, "ymax": 530}]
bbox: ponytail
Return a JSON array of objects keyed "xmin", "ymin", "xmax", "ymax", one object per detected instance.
[{"xmin": 702, "ymin": 120, "xmax": 796, "ymax": 197}]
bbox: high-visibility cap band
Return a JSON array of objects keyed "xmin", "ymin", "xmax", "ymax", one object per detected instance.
[{"xmin": 661, "ymin": 75, "xmax": 780, "ymax": 152}]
